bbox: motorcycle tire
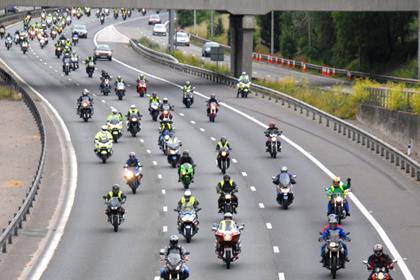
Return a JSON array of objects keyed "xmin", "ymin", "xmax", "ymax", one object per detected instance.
[
  {"xmin": 282, "ymin": 201, "xmax": 288, "ymax": 210},
  {"xmin": 331, "ymin": 255, "xmax": 337, "ymax": 279},
  {"xmin": 113, "ymin": 135, "xmax": 118, "ymax": 143},
  {"xmin": 186, "ymin": 230, "xmax": 192, "ymax": 243},
  {"xmin": 112, "ymin": 216, "xmax": 119, "ymax": 232},
  {"xmin": 130, "ymin": 130, "xmax": 137, "ymax": 137},
  {"xmin": 225, "ymin": 250, "xmax": 231, "ymax": 269},
  {"xmin": 23, "ymin": 49, "xmax": 26, "ymax": 55},
  {"xmin": 118, "ymin": 95, "xmax": 123, "ymax": 101},
  {"xmin": 152, "ymin": 114, "xmax": 158, "ymax": 122},
  {"xmin": 88, "ymin": 72, "xmax": 93, "ymax": 78},
  {"xmin": 102, "ymin": 157, "xmax": 107, "ymax": 164},
  {"xmin": 83, "ymin": 116, "xmax": 89, "ymax": 122},
  {"xmin": 171, "ymin": 161, "xmax": 177, "ymax": 168},
  {"xmin": 209, "ymin": 115, "xmax": 215, "ymax": 122},
  {"xmin": 271, "ymin": 149, "xmax": 277, "ymax": 159}
]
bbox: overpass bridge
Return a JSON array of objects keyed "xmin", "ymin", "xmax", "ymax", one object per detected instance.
[{"xmin": 4, "ymin": 0, "xmax": 419, "ymax": 78}]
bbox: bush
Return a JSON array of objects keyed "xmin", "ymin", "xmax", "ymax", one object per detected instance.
[{"xmin": 214, "ymin": 17, "xmax": 224, "ymax": 36}]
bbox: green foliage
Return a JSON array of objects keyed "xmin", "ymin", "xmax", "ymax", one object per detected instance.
[
  {"xmin": 0, "ymin": 87, "xmax": 21, "ymax": 101},
  {"xmin": 170, "ymin": 50, "xmax": 230, "ymax": 75},
  {"xmin": 138, "ymin": 37, "xmax": 164, "ymax": 52},
  {"xmin": 257, "ymin": 11, "xmax": 281, "ymax": 52},
  {"xmin": 177, "ymin": 10, "xmax": 209, "ymax": 28},
  {"xmin": 214, "ymin": 17, "xmax": 224, "ymax": 37}
]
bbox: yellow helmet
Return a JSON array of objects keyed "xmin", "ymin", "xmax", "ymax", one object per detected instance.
[{"xmin": 333, "ymin": 176, "xmax": 340, "ymax": 185}]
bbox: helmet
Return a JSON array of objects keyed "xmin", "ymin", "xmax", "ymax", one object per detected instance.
[
  {"xmin": 129, "ymin": 152, "xmax": 136, "ymax": 159},
  {"xmin": 210, "ymin": 94, "xmax": 216, "ymax": 99},
  {"xmin": 130, "ymin": 104, "xmax": 136, "ymax": 109},
  {"xmin": 169, "ymin": 235, "xmax": 179, "ymax": 247},
  {"xmin": 220, "ymin": 136, "xmax": 227, "ymax": 144},
  {"xmin": 223, "ymin": 174, "xmax": 230, "ymax": 181},
  {"xmin": 182, "ymin": 151, "xmax": 189, "ymax": 157},
  {"xmin": 117, "ymin": 75, "xmax": 121, "ymax": 80},
  {"xmin": 327, "ymin": 214, "xmax": 337, "ymax": 224},
  {"xmin": 373, "ymin": 244, "xmax": 383, "ymax": 256},
  {"xmin": 224, "ymin": 212, "xmax": 233, "ymax": 220},
  {"xmin": 183, "ymin": 190, "xmax": 192, "ymax": 201},
  {"xmin": 242, "ymin": 71, "xmax": 246, "ymax": 76},
  {"xmin": 82, "ymin": 89, "xmax": 89, "ymax": 96},
  {"xmin": 185, "ymin": 81, "xmax": 190, "ymax": 86},
  {"xmin": 281, "ymin": 166, "xmax": 288, "ymax": 173},
  {"xmin": 140, "ymin": 73, "xmax": 144, "ymax": 79},
  {"xmin": 111, "ymin": 108, "xmax": 118, "ymax": 114},
  {"xmin": 329, "ymin": 219, "xmax": 338, "ymax": 230},
  {"xmin": 101, "ymin": 125, "xmax": 108, "ymax": 131},
  {"xmin": 163, "ymin": 98, "xmax": 168, "ymax": 103},
  {"xmin": 112, "ymin": 184, "xmax": 120, "ymax": 193},
  {"xmin": 333, "ymin": 177, "xmax": 340, "ymax": 186},
  {"xmin": 152, "ymin": 92, "xmax": 157, "ymax": 97},
  {"xmin": 268, "ymin": 121, "xmax": 276, "ymax": 129}
]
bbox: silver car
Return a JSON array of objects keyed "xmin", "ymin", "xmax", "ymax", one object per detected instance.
[
  {"xmin": 202, "ymin": 41, "xmax": 220, "ymax": 57},
  {"xmin": 174, "ymin": 32, "xmax": 190, "ymax": 46},
  {"xmin": 72, "ymin": 24, "xmax": 88, "ymax": 38}
]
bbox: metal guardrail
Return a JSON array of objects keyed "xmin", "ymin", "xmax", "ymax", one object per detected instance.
[
  {"xmin": 131, "ymin": 38, "xmax": 420, "ymax": 181},
  {"xmin": 190, "ymin": 34, "xmax": 420, "ymax": 85},
  {"xmin": 0, "ymin": 16, "xmax": 46, "ymax": 254}
]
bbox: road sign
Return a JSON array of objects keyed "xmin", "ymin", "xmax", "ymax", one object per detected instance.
[{"xmin": 210, "ymin": 46, "xmax": 224, "ymax": 62}]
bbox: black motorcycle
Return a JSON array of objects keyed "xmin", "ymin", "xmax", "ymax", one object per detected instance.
[
  {"xmin": 127, "ymin": 115, "xmax": 141, "ymax": 137},
  {"xmin": 219, "ymin": 191, "xmax": 237, "ymax": 214},
  {"xmin": 86, "ymin": 61, "xmax": 95, "ymax": 78},
  {"xmin": 175, "ymin": 207, "xmax": 201, "ymax": 243},
  {"xmin": 182, "ymin": 87, "xmax": 195, "ymax": 108},
  {"xmin": 103, "ymin": 197, "xmax": 125, "ymax": 232},
  {"xmin": 79, "ymin": 100, "xmax": 93, "ymax": 122},
  {"xmin": 218, "ymin": 147, "xmax": 230, "ymax": 174}
]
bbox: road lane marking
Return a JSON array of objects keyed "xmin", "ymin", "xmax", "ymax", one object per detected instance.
[
  {"xmin": 273, "ymin": 246, "xmax": 280, "ymax": 253},
  {"xmin": 162, "ymin": 226, "xmax": 167, "ymax": 232},
  {"xmin": 190, "ymin": 120, "xmax": 196, "ymax": 124},
  {"xmin": 210, "ymin": 137, "xmax": 216, "ymax": 141},
  {"xmin": 258, "ymin": 202, "xmax": 265, "ymax": 208},
  {"xmin": 199, "ymin": 128, "xmax": 205, "ymax": 132},
  {"xmin": 250, "ymin": 186, "xmax": 256, "ymax": 192},
  {"xmin": 146, "ymin": 149, "xmax": 151, "ymax": 154},
  {"xmin": 161, "ymin": 189, "xmax": 166, "ymax": 195},
  {"xmin": 139, "ymin": 138, "xmax": 144, "ymax": 143},
  {"xmin": 266, "ymin": 223, "xmax": 272, "ymax": 229},
  {"xmin": 241, "ymin": 171, "xmax": 247, "ymax": 177},
  {"xmin": 157, "ymin": 174, "xmax": 162, "ymax": 179},
  {"xmin": 163, "ymin": 206, "xmax": 167, "ymax": 212},
  {"xmin": 179, "ymin": 113, "xmax": 184, "ymax": 116},
  {"xmin": 278, "ymin": 272, "xmax": 285, "ymax": 280},
  {"xmin": 152, "ymin": 160, "xmax": 157, "ymax": 166},
  {"xmin": 101, "ymin": 99, "xmax": 106, "ymax": 103},
  {"xmin": 232, "ymin": 158, "xmax": 237, "ymax": 163}
]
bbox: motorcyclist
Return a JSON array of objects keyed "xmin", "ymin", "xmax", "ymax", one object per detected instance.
[
  {"xmin": 216, "ymin": 136, "xmax": 231, "ymax": 169},
  {"xmin": 70, "ymin": 51, "xmax": 79, "ymax": 69},
  {"xmin": 177, "ymin": 151, "xmax": 195, "ymax": 182},
  {"xmin": 124, "ymin": 152, "xmax": 143, "ymax": 169},
  {"xmin": 206, "ymin": 94, "xmax": 219, "ymax": 116},
  {"xmin": 160, "ymin": 235, "xmax": 190, "ymax": 279},
  {"xmin": 182, "ymin": 81, "xmax": 193, "ymax": 93},
  {"xmin": 215, "ymin": 213, "xmax": 242, "ymax": 253},
  {"xmin": 272, "ymin": 166, "xmax": 296, "ymax": 185},
  {"xmin": 100, "ymin": 70, "xmax": 111, "ymax": 89},
  {"xmin": 126, "ymin": 104, "xmax": 142, "ymax": 119},
  {"xmin": 54, "ymin": 40, "xmax": 61, "ymax": 50},
  {"xmin": 264, "ymin": 121, "xmax": 282, "ymax": 152},
  {"xmin": 77, "ymin": 89, "xmax": 93, "ymax": 113},
  {"xmin": 326, "ymin": 177, "xmax": 351, "ymax": 216},
  {"xmin": 103, "ymin": 184, "xmax": 126, "ymax": 220},
  {"xmin": 107, "ymin": 108, "xmax": 124, "ymax": 122},
  {"xmin": 177, "ymin": 190, "xmax": 199, "ymax": 211},
  {"xmin": 114, "ymin": 75, "xmax": 125, "ymax": 87},
  {"xmin": 149, "ymin": 92, "xmax": 160, "ymax": 105},
  {"xmin": 319, "ymin": 215, "xmax": 350, "ymax": 266},
  {"xmin": 216, "ymin": 175, "xmax": 238, "ymax": 213},
  {"xmin": 62, "ymin": 49, "xmax": 71, "ymax": 63},
  {"xmin": 159, "ymin": 97, "xmax": 173, "ymax": 111},
  {"xmin": 136, "ymin": 73, "xmax": 147, "ymax": 83},
  {"xmin": 5, "ymin": 32, "xmax": 12, "ymax": 42},
  {"xmin": 85, "ymin": 55, "xmax": 95, "ymax": 65},
  {"xmin": 94, "ymin": 125, "xmax": 113, "ymax": 153},
  {"xmin": 237, "ymin": 71, "xmax": 250, "ymax": 97},
  {"xmin": 366, "ymin": 244, "xmax": 395, "ymax": 280}
]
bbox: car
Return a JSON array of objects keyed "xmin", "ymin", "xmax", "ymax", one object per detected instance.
[
  {"xmin": 174, "ymin": 31, "xmax": 190, "ymax": 46},
  {"xmin": 5, "ymin": 5, "xmax": 19, "ymax": 13},
  {"xmin": 152, "ymin": 24, "xmax": 167, "ymax": 36},
  {"xmin": 72, "ymin": 24, "xmax": 88, "ymax": 38},
  {"xmin": 148, "ymin": 14, "xmax": 161, "ymax": 25},
  {"xmin": 202, "ymin": 41, "xmax": 220, "ymax": 57},
  {"xmin": 94, "ymin": 44, "xmax": 112, "ymax": 61}
]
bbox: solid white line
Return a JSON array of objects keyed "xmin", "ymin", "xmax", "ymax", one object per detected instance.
[
  {"xmin": 161, "ymin": 189, "xmax": 166, "ymax": 195},
  {"xmin": 273, "ymin": 246, "xmax": 280, "ymax": 253},
  {"xmin": 241, "ymin": 171, "xmax": 247, "ymax": 177},
  {"xmin": 258, "ymin": 202, "xmax": 265, "ymax": 208},
  {"xmin": 95, "ymin": 24, "xmax": 414, "ymax": 279},
  {"xmin": 0, "ymin": 58, "xmax": 78, "ymax": 280},
  {"xmin": 162, "ymin": 226, "xmax": 168, "ymax": 232},
  {"xmin": 43, "ymin": 62, "xmax": 47, "ymax": 65},
  {"xmin": 210, "ymin": 137, "xmax": 216, "ymax": 141},
  {"xmin": 278, "ymin": 272, "xmax": 285, "ymax": 280},
  {"xmin": 154, "ymin": 276, "xmax": 160, "ymax": 280},
  {"xmin": 250, "ymin": 186, "xmax": 256, "ymax": 192},
  {"xmin": 199, "ymin": 128, "xmax": 205, "ymax": 132},
  {"xmin": 48, "ymin": 66, "xmax": 52, "ymax": 69},
  {"xmin": 163, "ymin": 206, "xmax": 167, "ymax": 212},
  {"xmin": 232, "ymin": 158, "xmax": 237, "ymax": 163},
  {"xmin": 266, "ymin": 223, "xmax": 272, "ymax": 229}
]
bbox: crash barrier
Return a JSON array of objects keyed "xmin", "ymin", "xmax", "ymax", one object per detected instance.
[
  {"xmin": 0, "ymin": 22, "xmax": 46, "ymax": 253},
  {"xmin": 131, "ymin": 38, "xmax": 420, "ymax": 181},
  {"xmin": 367, "ymin": 87, "xmax": 420, "ymax": 113},
  {"xmin": 190, "ymin": 34, "xmax": 419, "ymax": 86}
]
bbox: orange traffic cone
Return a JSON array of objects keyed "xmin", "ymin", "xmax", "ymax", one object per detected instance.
[
  {"xmin": 281, "ymin": 58, "xmax": 285, "ymax": 65},
  {"xmin": 326, "ymin": 67, "xmax": 330, "ymax": 77},
  {"xmin": 301, "ymin": 62, "xmax": 307, "ymax": 72},
  {"xmin": 287, "ymin": 60, "xmax": 291, "ymax": 68},
  {"xmin": 292, "ymin": 60, "xmax": 296, "ymax": 68}
]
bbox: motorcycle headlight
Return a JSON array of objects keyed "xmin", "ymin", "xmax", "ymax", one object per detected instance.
[
  {"xmin": 170, "ymin": 149, "xmax": 178, "ymax": 155},
  {"xmin": 281, "ymin": 187, "xmax": 290, "ymax": 193},
  {"xmin": 329, "ymin": 242, "xmax": 337, "ymax": 248},
  {"xmin": 82, "ymin": 102, "xmax": 88, "ymax": 108},
  {"xmin": 132, "ymin": 118, "xmax": 137, "ymax": 122},
  {"xmin": 175, "ymin": 264, "xmax": 182, "ymax": 271},
  {"xmin": 111, "ymin": 206, "xmax": 118, "ymax": 210},
  {"xmin": 182, "ymin": 216, "xmax": 193, "ymax": 222},
  {"xmin": 224, "ymin": 234, "xmax": 232, "ymax": 241},
  {"xmin": 125, "ymin": 170, "xmax": 133, "ymax": 179},
  {"xmin": 271, "ymin": 137, "xmax": 277, "ymax": 141},
  {"xmin": 221, "ymin": 151, "xmax": 227, "ymax": 157},
  {"xmin": 377, "ymin": 272, "xmax": 384, "ymax": 280},
  {"xmin": 335, "ymin": 196, "xmax": 343, "ymax": 203}
]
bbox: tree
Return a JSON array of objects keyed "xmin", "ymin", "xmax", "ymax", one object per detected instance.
[
  {"xmin": 214, "ymin": 17, "xmax": 224, "ymax": 36},
  {"xmin": 257, "ymin": 11, "xmax": 281, "ymax": 52}
]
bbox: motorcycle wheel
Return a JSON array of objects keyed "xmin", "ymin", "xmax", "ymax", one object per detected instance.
[
  {"xmin": 23, "ymin": 49, "xmax": 26, "ymax": 54},
  {"xmin": 118, "ymin": 95, "xmax": 123, "ymax": 101},
  {"xmin": 186, "ymin": 101, "xmax": 191, "ymax": 108},
  {"xmin": 185, "ymin": 229, "xmax": 192, "ymax": 243},
  {"xmin": 225, "ymin": 250, "xmax": 231, "ymax": 269},
  {"xmin": 152, "ymin": 113, "xmax": 158, "ymax": 121},
  {"xmin": 130, "ymin": 130, "xmax": 137, "ymax": 137},
  {"xmin": 271, "ymin": 149, "xmax": 277, "ymax": 159},
  {"xmin": 102, "ymin": 157, "xmax": 107, "ymax": 164},
  {"xmin": 282, "ymin": 201, "xmax": 288, "ymax": 210},
  {"xmin": 331, "ymin": 255, "xmax": 337, "ymax": 279},
  {"xmin": 113, "ymin": 135, "xmax": 118, "ymax": 143},
  {"xmin": 171, "ymin": 160, "xmax": 177, "ymax": 168},
  {"xmin": 83, "ymin": 116, "xmax": 89, "ymax": 122},
  {"xmin": 88, "ymin": 72, "xmax": 93, "ymax": 78},
  {"xmin": 209, "ymin": 115, "xmax": 215, "ymax": 122},
  {"xmin": 112, "ymin": 215, "xmax": 119, "ymax": 232}
]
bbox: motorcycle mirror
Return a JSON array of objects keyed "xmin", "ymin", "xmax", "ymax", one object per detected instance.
[
  {"xmin": 173, "ymin": 209, "xmax": 178, "ymax": 212},
  {"xmin": 211, "ymin": 224, "xmax": 218, "ymax": 231},
  {"xmin": 185, "ymin": 251, "xmax": 190, "ymax": 255},
  {"xmin": 319, "ymin": 232, "xmax": 323, "ymax": 235},
  {"xmin": 196, "ymin": 208, "xmax": 202, "ymax": 212},
  {"xmin": 362, "ymin": 260, "xmax": 368, "ymax": 264},
  {"xmin": 238, "ymin": 225, "xmax": 245, "ymax": 231},
  {"xmin": 102, "ymin": 195, "xmax": 106, "ymax": 199},
  {"xmin": 346, "ymin": 232, "xmax": 350, "ymax": 235},
  {"xmin": 159, "ymin": 249, "xmax": 164, "ymax": 255},
  {"xmin": 271, "ymin": 176, "xmax": 276, "ymax": 180}
]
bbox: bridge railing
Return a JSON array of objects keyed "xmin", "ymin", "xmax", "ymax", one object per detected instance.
[{"xmin": 131, "ymin": 38, "xmax": 420, "ymax": 181}]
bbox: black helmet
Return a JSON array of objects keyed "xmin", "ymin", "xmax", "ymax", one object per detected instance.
[
  {"xmin": 220, "ymin": 136, "xmax": 227, "ymax": 144},
  {"xmin": 182, "ymin": 151, "xmax": 189, "ymax": 157},
  {"xmin": 112, "ymin": 184, "xmax": 120, "ymax": 193},
  {"xmin": 169, "ymin": 235, "xmax": 179, "ymax": 247},
  {"xmin": 373, "ymin": 244, "xmax": 383, "ymax": 256},
  {"xmin": 210, "ymin": 94, "xmax": 216, "ymax": 99},
  {"xmin": 223, "ymin": 174, "xmax": 230, "ymax": 181}
]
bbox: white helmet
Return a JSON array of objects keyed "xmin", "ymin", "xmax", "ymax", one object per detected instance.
[
  {"xmin": 242, "ymin": 71, "xmax": 246, "ymax": 75},
  {"xmin": 281, "ymin": 166, "xmax": 288, "ymax": 173},
  {"xmin": 111, "ymin": 108, "xmax": 118, "ymax": 114},
  {"xmin": 130, "ymin": 104, "xmax": 136, "ymax": 109},
  {"xmin": 101, "ymin": 125, "xmax": 107, "ymax": 131}
]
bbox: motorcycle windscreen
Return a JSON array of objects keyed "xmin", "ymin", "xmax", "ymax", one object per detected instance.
[
  {"xmin": 279, "ymin": 173, "xmax": 291, "ymax": 187},
  {"xmin": 166, "ymin": 252, "xmax": 182, "ymax": 269},
  {"xmin": 108, "ymin": 197, "xmax": 121, "ymax": 209}
]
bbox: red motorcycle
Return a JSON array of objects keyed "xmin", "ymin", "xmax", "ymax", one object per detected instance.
[
  {"xmin": 212, "ymin": 220, "xmax": 244, "ymax": 269},
  {"xmin": 208, "ymin": 102, "xmax": 218, "ymax": 122},
  {"xmin": 363, "ymin": 260, "xmax": 397, "ymax": 280},
  {"xmin": 136, "ymin": 80, "xmax": 147, "ymax": 97}
]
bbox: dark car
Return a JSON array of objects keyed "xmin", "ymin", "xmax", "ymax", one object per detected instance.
[
  {"xmin": 94, "ymin": 44, "xmax": 112, "ymax": 61},
  {"xmin": 202, "ymin": 41, "xmax": 220, "ymax": 57}
]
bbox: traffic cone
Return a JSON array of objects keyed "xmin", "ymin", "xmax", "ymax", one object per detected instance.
[
  {"xmin": 281, "ymin": 58, "xmax": 285, "ymax": 65},
  {"xmin": 287, "ymin": 60, "xmax": 291, "ymax": 68},
  {"xmin": 321, "ymin": 65, "xmax": 326, "ymax": 76},
  {"xmin": 346, "ymin": 70, "xmax": 353, "ymax": 80},
  {"xmin": 331, "ymin": 67, "xmax": 336, "ymax": 77},
  {"xmin": 301, "ymin": 62, "xmax": 307, "ymax": 72},
  {"xmin": 292, "ymin": 60, "xmax": 296, "ymax": 68},
  {"xmin": 326, "ymin": 67, "xmax": 330, "ymax": 77},
  {"xmin": 275, "ymin": 57, "xmax": 279, "ymax": 64}
]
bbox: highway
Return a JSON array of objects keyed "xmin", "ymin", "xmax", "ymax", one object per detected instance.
[
  {"xmin": 1, "ymin": 10, "xmax": 419, "ymax": 280},
  {"xmin": 114, "ymin": 12, "xmax": 345, "ymax": 88}
]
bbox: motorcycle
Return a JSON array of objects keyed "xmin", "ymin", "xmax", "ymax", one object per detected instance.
[
  {"xmin": 115, "ymin": 82, "xmax": 125, "ymax": 100},
  {"xmin": 208, "ymin": 102, "xmax": 218, "ymax": 122},
  {"xmin": 175, "ymin": 207, "xmax": 201, "ymax": 243},
  {"xmin": 46, "ymin": 17, "xmax": 53, "ymax": 27},
  {"xmin": 85, "ymin": 7, "xmax": 91, "ymax": 17},
  {"xmin": 182, "ymin": 88, "xmax": 194, "ymax": 108},
  {"xmin": 50, "ymin": 29, "xmax": 57, "ymax": 40},
  {"xmin": 21, "ymin": 41, "xmax": 29, "ymax": 54},
  {"xmin": 273, "ymin": 173, "xmax": 295, "ymax": 209},
  {"xmin": 179, "ymin": 163, "xmax": 194, "ymax": 189},
  {"xmin": 320, "ymin": 231, "xmax": 350, "ymax": 279},
  {"xmin": 76, "ymin": 11, "xmax": 82, "ymax": 19},
  {"xmin": 39, "ymin": 36, "xmax": 47, "ymax": 49},
  {"xmin": 219, "ymin": 191, "xmax": 238, "ymax": 214},
  {"xmin": 363, "ymin": 260, "xmax": 397, "ymax": 280},
  {"xmin": 0, "ymin": 29, "xmax": 4, "ymax": 39},
  {"xmin": 86, "ymin": 61, "xmax": 95, "ymax": 78},
  {"xmin": 127, "ymin": 115, "xmax": 141, "ymax": 137},
  {"xmin": 72, "ymin": 33, "xmax": 79, "ymax": 46},
  {"xmin": 123, "ymin": 166, "xmax": 142, "ymax": 194},
  {"xmin": 159, "ymin": 129, "xmax": 171, "ymax": 152},
  {"xmin": 212, "ymin": 221, "xmax": 244, "ymax": 269},
  {"xmin": 237, "ymin": 80, "xmax": 251, "ymax": 98},
  {"xmin": 160, "ymin": 251, "xmax": 190, "ymax": 280},
  {"xmin": 5, "ymin": 37, "xmax": 13, "ymax": 50},
  {"xmin": 140, "ymin": 8, "xmax": 146, "ymax": 16},
  {"xmin": 103, "ymin": 197, "xmax": 124, "ymax": 232},
  {"xmin": 218, "ymin": 147, "xmax": 230, "ymax": 174},
  {"xmin": 14, "ymin": 34, "xmax": 20, "ymax": 45},
  {"xmin": 107, "ymin": 118, "xmax": 123, "ymax": 143},
  {"xmin": 122, "ymin": 12, "xmax": 127, "ymax": 21},
  {"xmin": 136, "ymin": 80, "xmax": 147, "ymax": 97},
  {"xmin": 266, "ymin": 132, "xmax": 282, "ymax": 158},
  {"xmin": 149, "ymin": 101, "xmax": 160, "ymax": 121},
  {"xmin": 328, "ymin": 193, "xmax": 348, "ymax": 224},
  {"xmin": 127, "ymin": 9, "xmax": 132, "ymax": 17},
  {"xmin": 166, "ymin": 138, "xmax": 181, "ymax": 168},
  {"xmin": 55, "ymin": 46, "xmax": 62, "ymax": 58},
  {"xmin": 66, "ymin": 16, "xmax": 72, "ymax": 26},
  {"xmin": 113, "ymin": 10, "xmax": 119, "ymax": 19},
  {"xmin": 100, "ymin": 15, "xmax": 105, "ymax": 25},
  {"xmin": 95, "ymin": 138, "xmax": 112, "ymax": 163},
  {"xmin": 29, "ymin": 29, "xmax": 36, "ymax": 40},
  {"xmin": 63, "ymin": 59, "xmax": 71, "ymax": 76},
  {"xmin": 79, "ymin": 100, "xmax": 92, "ymax": 122},
  {"xmin": 101, "ymin": 78, "xmax": 111, "ymax": 96}
]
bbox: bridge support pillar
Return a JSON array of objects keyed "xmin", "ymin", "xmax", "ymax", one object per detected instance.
[
  {"xmin": 418, "ymin": 9, "xmax": 419, "ymax": 79},
  {"xmin": 230, "ymin": 15, "xmax": 256, "ymax": 78},
  {"xmin": 168, "ymin": 10, "xmax": 175, "ymax": 52}
]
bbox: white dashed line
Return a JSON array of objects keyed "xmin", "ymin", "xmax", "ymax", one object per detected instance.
[
  {"xmin": 54, "ymin": 70, "xmax": 58, "ymax": 72},
  {"xmin": 278, "ymin": 273, "xmax": 285, "ymax": 280},
  {"xmin": 250, "ymin": 186, "xmax": 256, "ymax": 192},
  {"xmin": 139, "ymin": 138, "xmax": 144, "ymax": 143},
  {"xmin": 241, "ymin": 171, "xmax": 247, "ymax": 177},
  {"xmin": 101, "ymin": 100, "xmax": 106, "ymax": 103},
  {"xmin": 161, "ymin": 189, "xmax": 166, "ymax": 195},
  {"xmin": 200, "ymin": 128, "xmax": 205, "ymax": 132},
  {"xmin": 92, "ymin": 94, "xmax": 97, "ymax": 97},
  {"xmin": 258, "ymin": 202, "xmax": 265, "ymax": 208},
  {"xmin": 190, "ymin": 120, "xmax": 196, "ymax": 124},
  {"xmin": 232, "ymin": 158, "xmax": 237, "ymax": 163},
  {"xmin": 43, "ymin": 62, "xmax": 47, "ymax": 65},
  {"xmin": 266, "ymin": 223, "xmax": 272, "ymax": 229},
  {"xmin": 179, "ymin": 113, "xmax": 184, "ymax": 116},
  {"xmin": 49, "ymin": 66, "xmax": 52, "ymax": 69},
  {"xmin": 162, "ymin": 226, "xmax": 168, "ymax": 232},
  {"xmin": 273, "ymin": 246, "xmax": 280, "ymax": 253},
  {"xmin": 76, "ymin": 83, "xmax": 80, "ymax": 86},
  {"xmin": 152, "ymin": 160, "xmax": 158, "ymax": 166},
  {"xmin": 154, "ymin": 276, "xmax": 160, "ymax": 280},
  {"xmin": 68, "ymin": 78, "xmax": 71, "ymax": 81},
  {"xmin": 157, "ymin": 174, "xmax": 162, "ymax": 179},
  {"xmin": 146, "ymin": 149, "xmax": 151, "ymax": 154},
  {"xmin": 163, "ymin": 206, "xmax": 167, "ymax": 212},
  {"xmin": 210, "ymin": 137, "xmax": 216, "ymax": 141}
]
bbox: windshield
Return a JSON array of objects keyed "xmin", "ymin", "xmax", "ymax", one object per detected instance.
[
  {"xmin": 108, "ymin": 197, "xmax": 121, "ymax": 208},
  {"xmin": 218, "ymin": 220, "xmax": 237, "ymax": 231},
  {"xmin": 74, "ymin": 25, "xmax": 86, "ymax": 31},
  {"xmin": 167, "ymin": 252, "xmax": 182, "ymax": 265},
  {"xmin": 98, "ymin": 45, "xmax": 111, "ymax": 51},
  {"xmin": 279, "ymin": 173, "xmax": 291, "ymax": 187},
  {"xmin": 177, "ymin": 33, "xmax": 188, "ymax": 38},
  {"xmin": 109, "ymin": 118, "xmax": 120, "ymax": 125}
]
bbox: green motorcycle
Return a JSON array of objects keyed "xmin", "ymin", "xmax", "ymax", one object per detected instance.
[{"xmin": 179, "ymin": 163, "xmax": 194, "ymax": 189}]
